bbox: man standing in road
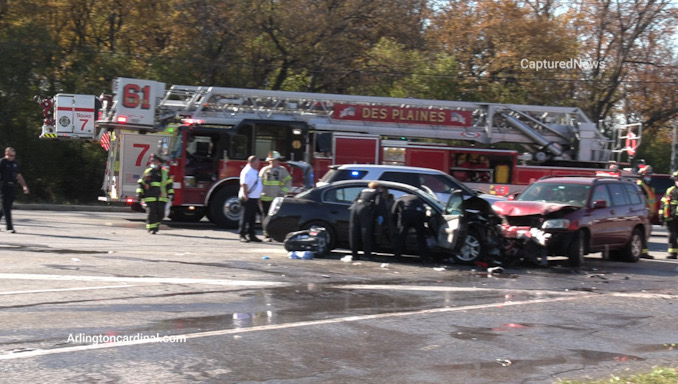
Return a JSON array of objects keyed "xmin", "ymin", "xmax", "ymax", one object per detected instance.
[
  {"xmin": 137, "ymin": 154, "xmax": 174, "ymax": 234},
  {"xmin": 259, "ymin": 151, "xmax": 291, "ymax": 217},
  {"xmin": 239, "ymin": 155, "xmax": 263, "ymax": 243},
  {"xmin": 0, "ymin": 147, "xmax": 29, "ymax": 233},
  {"xmin": 660, "ymin": 171, "xmax": 678, "ymax": 259}
]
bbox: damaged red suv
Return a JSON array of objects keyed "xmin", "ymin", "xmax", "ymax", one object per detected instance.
[{"xmin": 493, "ymin": 176, "xmax": 652, "ymax": 267}]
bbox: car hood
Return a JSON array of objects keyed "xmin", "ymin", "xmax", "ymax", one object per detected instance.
[{"xmin": 493, "ymin": 200, "xmax": 576, "ymax": 217}]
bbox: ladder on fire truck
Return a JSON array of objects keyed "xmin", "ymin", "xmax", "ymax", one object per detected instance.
[{"xmin": 39, "ymin": 77, "xmax": 621, "ymax": 164}]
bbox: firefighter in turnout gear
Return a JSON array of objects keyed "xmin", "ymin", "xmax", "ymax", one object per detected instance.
[
  {"xmin": 349, "ymin": 182, "xmax": 389, "ymax": 261},
  {"xmin": 259, "ymin": 151, "xmax": 291, "ymax": 217},
  {"xmin": 137, "ymin": 154, "xmax": 174, "ymax": 234},
  {"xmin": 660, "ymin": 171, "xmax": 678, "ymax": 259}
]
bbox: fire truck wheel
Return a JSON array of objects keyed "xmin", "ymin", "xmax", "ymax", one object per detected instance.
[
  {"xmin": 169, "ymin": 207, "xmax": 205, "ymax": 223},
  {"xmin": 453, "ymin": 227, "xmax": 486, "ymax": 264},
  {"xmin": 209, "ymin": 185, "xmax": 241, "ymax": 229}
]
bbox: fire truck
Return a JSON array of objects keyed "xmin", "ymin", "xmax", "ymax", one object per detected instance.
[{"xmin": 36, "ymin": 77, "xmax": 640, "ymax": 228}]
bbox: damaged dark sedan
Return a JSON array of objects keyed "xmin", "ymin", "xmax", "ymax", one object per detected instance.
[
  {"xmin": 493, "ymin": 176, "xmax": 652, "ymax": 267},
  {"xmin": 263, "ymin": 180, "xmax": 502, "ymax": 264}
]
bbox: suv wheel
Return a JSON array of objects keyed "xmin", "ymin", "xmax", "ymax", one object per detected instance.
[
  {"xmin": 615, "ymin": 227, "xmax": 643, "ymax": 263},
  {"xmin": 567, "ymin": 231, "xmax": 585, "ymax": 267}
]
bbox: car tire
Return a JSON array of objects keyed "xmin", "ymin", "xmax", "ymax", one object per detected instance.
[
  {"xmin": 453, "ymin": 227, "xmax": 486, "ymax": 264},
  {"xmin": 616, "ymin": 227, "xmax": 644, "ymax": 263},
  {"xmin": 301, "ymin": 221, "xmax": 337, "ymax": 251},
  {"xmin": 567, "ymin": 230, "xmax": 585, "ymax": 267}
]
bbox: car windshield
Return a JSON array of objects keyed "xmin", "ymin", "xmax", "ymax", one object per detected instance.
[{"xmin": 517, "ymin": 182, "xmax": 590, "ymax": 206}]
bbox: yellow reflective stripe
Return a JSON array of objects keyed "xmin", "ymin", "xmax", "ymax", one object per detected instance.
[
  {"xmin": 260, "ymin": 196, "xmax": 275, "ymax": 202},
  {"xmin": 669, "ymin": 248, "xmax": 678, "ymax": 253}
]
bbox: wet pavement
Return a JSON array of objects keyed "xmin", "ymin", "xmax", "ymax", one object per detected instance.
[{"xmin": 0, "ymin": 210, "xmax": 677, "ymax": 383}]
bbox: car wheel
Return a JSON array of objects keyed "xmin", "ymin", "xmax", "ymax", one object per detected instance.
[
  {"xmin": 618, "ymin": 227, "xmax": 644, "ymax": 263},
  {"xmin": 567, "ymin": 230, "xmax": 585, "ymax": 267},
  {"xmin": 301, "ymin": 221, "xmax": 337, "ymax": 250},
  {"xmin": 453, "ymin": 227, "xmax": 486, "ymax": 264}
]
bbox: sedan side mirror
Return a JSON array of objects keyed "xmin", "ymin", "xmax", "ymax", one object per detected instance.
[{"xmin": 592, "ymin": 200, "xmax": 608, "ymax": 209}]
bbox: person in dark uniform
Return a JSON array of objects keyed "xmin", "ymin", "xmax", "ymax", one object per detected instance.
[
  {"xmin": 0, "ymin": 147, "xmax": 29, "ymax": 233},
  {"xmin": 349, "ymin": 182, "xmax": 388, "ymax": 261},
  {"xmin": 392, "ymin": 194, "xmax": 430, "ymax": 263},
  {"xmin": 137, "ymin": 154, "xmax": 174, "ymax": 234}
]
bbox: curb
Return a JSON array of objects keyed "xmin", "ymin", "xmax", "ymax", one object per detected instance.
[{"xmin": 14, "ymin": 204, "xmax": 132, "ymax": 212}]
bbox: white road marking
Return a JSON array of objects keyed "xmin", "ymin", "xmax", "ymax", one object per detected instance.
[
  {"xmin": 0, "ymin": 274, "xmax": 288, "ymax": 287},
  {"xmin": 0, "ymin": 285, "xmax": 135, "ymax": 295},
  {"xmin": 0, "ymin": 293, "xmax": 586, "ymax": 361},
  {"xmin": 1, "ymin": 276, "xmax": 674, "ymax": 361}
]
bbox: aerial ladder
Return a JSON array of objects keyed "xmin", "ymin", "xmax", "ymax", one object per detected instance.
[{"xmin": 38, "ymin": 77, "xmax": 621, "ymax": 166}]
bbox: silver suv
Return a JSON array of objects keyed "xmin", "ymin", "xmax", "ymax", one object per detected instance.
[{"xmin": 318, "ymin": 164, "xmax": 503, "ymax": 204}]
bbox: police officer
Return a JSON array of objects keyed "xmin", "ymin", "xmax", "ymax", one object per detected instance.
[
  {"xmin": 349, "ymin": 182, "xmax": 388, "ymax": 261},
  {"xmin": 0, "ymin": 147, "xmax": 29, "ymax": 233},
  {"xmin": 259, "ymin": 151, "xmax": 291, "ymax": 217},
  {"xmin": 137, "ymin": 154, "xmax": 174, "ymax": 234},
  {"xmin": 660, "ymin": 171, "xmax": 678, "ymax": 259},
  {"xmin": 392, "ymin": 194, "xmax": 430, "ymax": 263}
]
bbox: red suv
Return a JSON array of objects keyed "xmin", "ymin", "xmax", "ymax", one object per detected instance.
[{"xmin": 493, "ymin": 176, "xmax": 651, "ymax": 267}]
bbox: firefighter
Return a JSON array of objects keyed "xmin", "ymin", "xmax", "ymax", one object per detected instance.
[
  {"xmin": 259, "ymin": 151, "xmax": 291, "ymax": 217},
  {"xmin": 137, "ymin": 154, "xmax": 174, "ymax": 234},
  {"xmin": 659, "ymin": 171, "xmax": 678, "ymax": 259},
  {"xmin": 391, "ymin": 194, "xmax": 430, "ymax": 263},
  {"xmin": 349, "ymin": 182, "xmax": 388, "ymax": 261},
  {"xmin": 636, "ymin": 165, "xmax": 656, "ymax": 259}
]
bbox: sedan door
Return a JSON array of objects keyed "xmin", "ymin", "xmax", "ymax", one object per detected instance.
[{"xmin": 321, "ymin": 185, "xmax": 364, "ymax": 244}]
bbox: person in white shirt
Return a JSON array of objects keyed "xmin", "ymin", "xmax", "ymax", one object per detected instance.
[{"xmin": 239, "ymin": 155, "xmax": 263, "ymax": 242}]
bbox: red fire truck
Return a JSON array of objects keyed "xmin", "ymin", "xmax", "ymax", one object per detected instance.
[{"xmin": 37, "ymin": 78, "xmax": 640, "ymax": 228}]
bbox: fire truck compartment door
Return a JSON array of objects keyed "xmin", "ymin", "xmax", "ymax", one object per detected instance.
[
  {"xmin": 119, "ymin": 133, "xmax": 169, "ymax": 199},
  {"xmin": 54, "ymin": 94, "xmax": 96, "ymax": 138},
  {"xmin": 333, "ymin": 134, "xmax": 379, "ymax": 165}
]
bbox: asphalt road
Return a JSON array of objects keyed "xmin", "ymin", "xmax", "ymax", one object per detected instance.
[{"xmin": 0, "ymin": 208, "xmax": 677, "ymax": 384}]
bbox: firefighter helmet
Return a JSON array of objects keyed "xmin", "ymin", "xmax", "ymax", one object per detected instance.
[
  {"xmin": 266, "ymin": 151, "xmax": 283, "ymax": 161},
  {"xmin": 672, "ymin": 171, "xmax": 678, "ymax": 180}
]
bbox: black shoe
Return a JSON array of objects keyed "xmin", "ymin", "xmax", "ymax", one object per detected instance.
[
  {"xmin": 239, "ymin": 237, "xmax": 250, "ymax": 243},
  {"xmin": 249, "ymin": 236, "xmax": 263, "ymax": 243},
  {"xmin": 668, "ymin": 254, "xmax": 678, "ymax": 259},
  {"xmin": 640, "ymin": 254, "xmax": 654, "ymax": 259},
  {"xmin": 8, "ymin": 229, "xmax": 15, "ymax": 234}
]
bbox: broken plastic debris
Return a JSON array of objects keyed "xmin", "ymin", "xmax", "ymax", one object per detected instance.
[
  {"xmin": 71, "ymin": 258, "xmax": 80, "ymax": 262},
  {"xmin": 487, "ymin": 266, "xmax": 504, "ymax": 274},
  {"xmin": 262, "ymin": 256, "xmax": 270, "ymax": 260},
  {"xmin": 380, "ymin": 263, "xmax": 389, "ymax": 268},
  {"xmin": 433, "ymin": 267, "xmax": 446, "ymax": 272},
  {"xmin": 496, "ymin": 359, "xmax": 512, "ymax": 367},
  {"xmin": 341, "ymin": 255, "xmax": 353, "ymax": 262}
]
